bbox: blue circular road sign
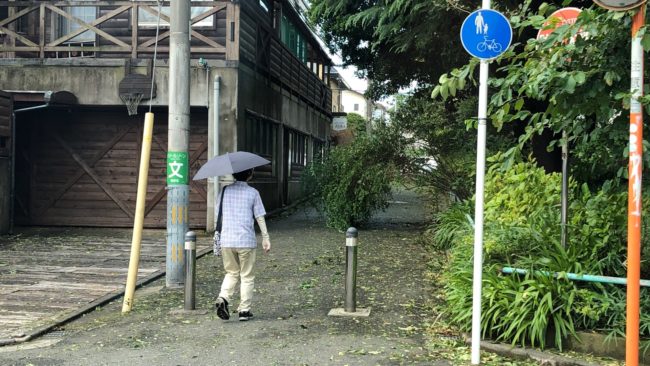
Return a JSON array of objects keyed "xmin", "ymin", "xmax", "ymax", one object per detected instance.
[{"xmin": 460, "ymin": 9, "xmax": 512, "ymax": 60}]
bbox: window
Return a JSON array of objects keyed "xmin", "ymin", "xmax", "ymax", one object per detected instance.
[
  {"xmin": 313, "ymin": 139, "xmax": 326, "ymax": 162},
  {"xmin": 288, "ymin": 130, "xmax": 308, "ymax": 166},
  {"xmin": 244, "ymin": 112, "xmax": 277, "ymax": 176},
  {"xmin": 57, "ymin": 6, "xmax": 97, "ymax": 43},
  {"xmin": 353, "ymin": 103, "xmax": 359, "ymax": 112},
  {"xmin": 288, "ymin": 129, "xmax": 309, "ymax": 179},
  {"xmin": 281, "ymin": 15, "xmax": 307, "ymax": 63},
  {"xmin": 138, "ymin": 0, "xmax": 213, "ymax": 27}
]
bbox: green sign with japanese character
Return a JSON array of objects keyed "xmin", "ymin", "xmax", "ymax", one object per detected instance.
[{"xmin": 167, "ymin": 151, "xmax": 189, "ymax": 185}]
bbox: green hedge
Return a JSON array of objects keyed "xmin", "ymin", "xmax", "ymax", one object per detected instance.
[{"xmin": 438, "ymin": 159, "xmax": 650, "ymax": 350}]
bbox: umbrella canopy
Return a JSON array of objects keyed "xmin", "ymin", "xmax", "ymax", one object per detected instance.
[{"xmin": 193, "ymin": 151, "xmax": 270, "ymax": 180}]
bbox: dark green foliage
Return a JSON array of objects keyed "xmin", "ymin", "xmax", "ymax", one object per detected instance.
[
  {"xmin": 567, "ymin": 183, "xmax": 627, "ymax": 277},
  {"xmin": 305, "ymin": 93, "xmax": 502, "ymax": 231},
  {"xmin": 390, "ymin": 93, "xmax": 476, "ymax": 201},
  {"xmin": 309, "ymin": 0, "xmax": 470, "ymax": 99},
  {"xmin": 440, "ymin": 160, "xmax": 650, "ymax": 350},
  {"xmin": 345, "ymin": 112, "xmax": 368, "ymax": 137},
  {"xmin": 302, "ymin": 130, "xmax": 401, "ymax": 231},
  {"xmin": 388, "ymin": 92, "xmax": 521, "ymax": 201},
  {"xmin": 434, "ymin": 1, "xmax": 650, "ymax": 186},
  {"xmin": 429, "ymin": 201, "xmax": 473, "ymax": 251}
]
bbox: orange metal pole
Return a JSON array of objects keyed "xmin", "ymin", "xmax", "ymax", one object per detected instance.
[{"xmin": 627, "ymin": 5, "xmax": 645, "ymax": 365}]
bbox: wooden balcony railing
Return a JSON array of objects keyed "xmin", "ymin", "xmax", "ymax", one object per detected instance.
[
  {"xmin": 0, "ymin": 0, "xmax": 332, "ymax": 114},
  {"xmin": 0, "ymin": 1, "xmax": 233, "ymax": 59},
  {"xmin": 269, "ymin": 37, "xmax": 331, "ymax": 113}
]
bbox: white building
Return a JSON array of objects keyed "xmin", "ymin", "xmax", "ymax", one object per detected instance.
[{"xmin": 341, "ymin": 89, "xmax": 373, "ymax": 121}]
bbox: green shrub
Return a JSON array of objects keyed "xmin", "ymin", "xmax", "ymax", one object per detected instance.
[
  {"xmin": 443, "ymin": 234, "xmax": 474, "ymax": 328},
  {"xmin": 441, "ymin": 159, "xmax": 645, "ymax": 350},
  {"xmin": 346, "ymin": 112, "xmax": 368, "ymax": 137},
  {"xmin": 567, "ymin": 183, "xmax": 627, "ymax": 277},
  {"xmin": 302, "ymin": 132, "xmax": 399, "ymax": 231},
  {"xmin": 428, "ymin": 201, "xmax": 473, "ymax": 251},
  {"xmin": 446, "ymin": 233, "xmax": 584, "ymax": 350}
]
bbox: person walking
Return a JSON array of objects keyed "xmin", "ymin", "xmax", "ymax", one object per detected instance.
[
  {"xmin": 475, "ymin": 11, "xmax": 485, "ymax": 34},
  {"xmin": 214, "ymin": 168, "xmax": 271, "ymax": 321}
]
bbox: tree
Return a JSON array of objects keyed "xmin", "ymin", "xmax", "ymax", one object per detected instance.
[
  {"xmin": 309, "ymin": 0, "xmax": 469, "ymax": 99},
  {"xmin": 346, "ymin": 112, "xmax": 367, "ymax": 137},
  {"xmin": 434, "ymin": 1, "xmax": 647, "ymax": 186},
  {"xmin": 309, "ymin": 0, "xmax": 593, "ymax": 100}
]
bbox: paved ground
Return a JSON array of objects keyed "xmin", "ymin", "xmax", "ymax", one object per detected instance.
[
  {"xmin": 0, "ymin": 190, "xmax": 449, "ymax": 365},
  {"xmin": 0, "ymin": 226, "xmax": 210, "ymax": 345}
]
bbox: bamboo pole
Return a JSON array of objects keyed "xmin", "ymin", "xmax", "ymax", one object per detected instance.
[{"xmin": 122, "ymin": 112, "xmax": 155, "ymax": 313}]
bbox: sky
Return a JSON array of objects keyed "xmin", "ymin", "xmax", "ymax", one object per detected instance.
[
  {"xmin": 337, "ymin": 66, "xmax": 368, "ymax": 93},
  {"xmin": 331, "ymin": 56, "xmax": 368, "ymax": 93}
]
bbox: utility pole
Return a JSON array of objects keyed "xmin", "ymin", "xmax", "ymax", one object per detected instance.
[{"xmin": 166, "ymin": 0, "xmax": 191, "ymax": 287}]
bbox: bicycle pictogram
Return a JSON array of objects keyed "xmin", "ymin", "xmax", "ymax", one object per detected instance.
[
  {"xmin": 461, "ymin": 9, "xmax": 511, "ymax": 59},
  {"xmin": 476, "ymin": 36, "xmax": 502, "ymax": 53}
]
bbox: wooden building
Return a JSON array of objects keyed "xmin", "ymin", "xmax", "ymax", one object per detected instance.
[{"xmin": 0, "ymin": 0, "xmax": 332, "ymax": 231}]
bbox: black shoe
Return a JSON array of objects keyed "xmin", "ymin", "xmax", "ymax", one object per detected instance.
[
  {"xmin": 238, "ymin": 311, "xmax": 253, "ymax": 321},
  {"xmin": 215, "ymin": 297, "xmax": 230, "ymax": 320}
]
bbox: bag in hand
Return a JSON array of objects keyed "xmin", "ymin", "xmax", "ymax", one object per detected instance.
[
  {"xmin": 214, "ymin": 185, "xmax": 227, "ymax": 256},
  {"xmin": 213, "ymin": 230, "xmax": 222, "ymax": 256}
]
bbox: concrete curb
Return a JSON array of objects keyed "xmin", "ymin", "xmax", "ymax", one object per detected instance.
[{"xmin": 465, "ymin": 336, "xmax": 600, "ymax": 366}]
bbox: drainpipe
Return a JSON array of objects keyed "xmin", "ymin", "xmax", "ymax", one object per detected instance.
[
  {"xmin": 198, "ymin": 58, "xmax": 209, "ymax": 108},
  {"xmin": 502, "ymin": 267, "xmax": 650, "ymax": 287},
  {"xmin": 213, "ymin": 74, "xmax": 221, "ymax": 230},
  {"xmin": 11, "ymin": 101, "xmax": 52, "ymax": 234}
]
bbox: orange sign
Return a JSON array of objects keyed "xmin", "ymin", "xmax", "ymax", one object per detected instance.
[{"xmin": 536, "ymin": 7, "xmax": 582, "ymax": 41}]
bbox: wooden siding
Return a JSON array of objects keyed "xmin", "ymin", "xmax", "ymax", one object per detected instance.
[
  {"xmin": 15, "ymin": 108, "xmax": 208, "ymax": 228},
  {"xmin": 239, "ymin": 2, "xmax": 332, "ymax": 116},
  {"xmin": 238, "ymin": 10, "xmax": 256, "ymax": 68}
]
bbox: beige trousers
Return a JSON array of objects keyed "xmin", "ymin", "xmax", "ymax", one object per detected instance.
[{"xmin": 218, "ymin": 248, "xmax": 256, "ymax": 312}]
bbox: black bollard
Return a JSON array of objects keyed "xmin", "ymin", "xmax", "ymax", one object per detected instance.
[
  {"xmin": 344, "ymin": 227, "xmax": 358, "ymax": 313},
  {"xmin": 184, "ymin": 231, "xmax": 196, "ymax": 310}
]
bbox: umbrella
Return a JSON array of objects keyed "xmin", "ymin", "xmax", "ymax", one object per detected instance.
[{"xmin": 193, "ymin": 151, "xmax": 270, "ymax": 180}]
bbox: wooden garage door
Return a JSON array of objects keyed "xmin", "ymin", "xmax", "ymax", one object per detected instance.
[{"xmin": 23, "ymin": 108, "xmax": 208, "ymax": 228}]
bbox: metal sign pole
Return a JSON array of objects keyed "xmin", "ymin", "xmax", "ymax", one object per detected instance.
[
  {"xmin": 627, "ymin": 6, "xmax": 644, "ymax": 365},
  {"xmin": 458, "ymin": 1, "xmax": 515, "ymax": 364},
  {"xmin": 592, "ymin": 2, "xmax": 646, "ymax": 364},
  {"xmin": 470, "ymin": 56, "xmax": 489, "ymax": 366},
  {"xmin": 470, "ymin": 1, "xmax": 491, "ymax": 363}
]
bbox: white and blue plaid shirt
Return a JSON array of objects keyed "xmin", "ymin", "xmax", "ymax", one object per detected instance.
[{"xmin": 216, "ymin": 181, "xmax": 266, "ymax": 248}]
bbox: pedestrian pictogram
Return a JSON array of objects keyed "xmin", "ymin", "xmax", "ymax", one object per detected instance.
[{"xmin": 460, "ymin": 9, "xmax": 512, "ymax": 60}]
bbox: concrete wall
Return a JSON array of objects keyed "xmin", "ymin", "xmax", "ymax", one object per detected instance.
[
  {"xmin": 341, "ymin": 89, "xmax": 371, "ymax": 120},
  {"xmin": 0, "ymin": 59, "xmax": 236, "ymax": 108}
]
